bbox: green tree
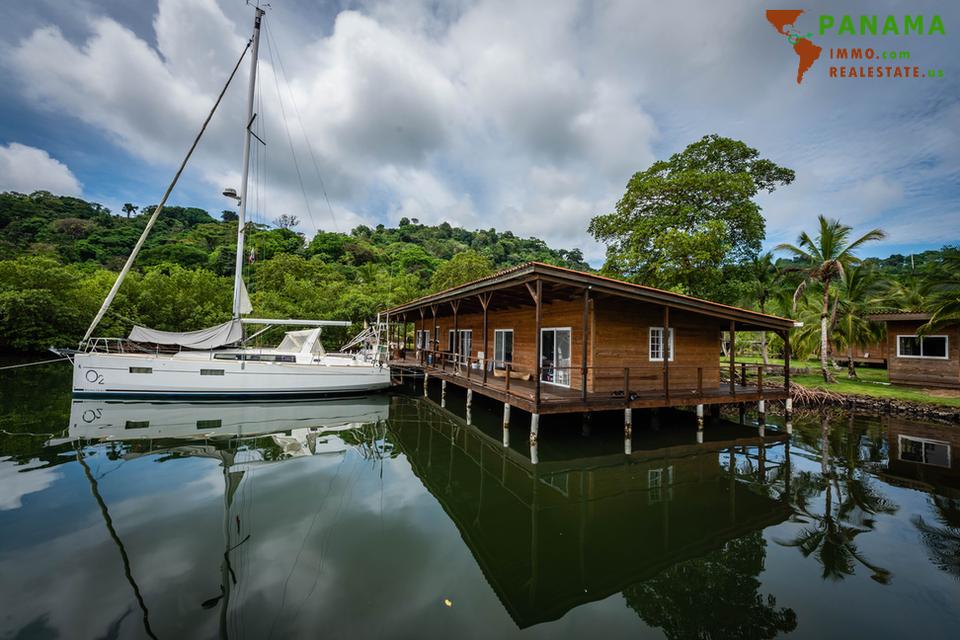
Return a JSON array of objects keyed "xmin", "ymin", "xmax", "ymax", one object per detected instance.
[
  {"xmin": 589, "ymin": 134, "xmax": 794, "ymax": 300},
  {"xmin": 776, "ymin": 216, "xmax": 886, "ymax": 383},
  {"xmin": 834, "ymin": 265, "xmax": 884, "ymax": 379},
  {"xmin": 921, "ymin": 248, "xmax": 960, "ymax": 332},
  {"xmin": 429, "ymin": 250, "xmax": 493, "ymax": 292},
  {"xmin": 122, "ymin": 203, "xmax": 138, "ymax": 218},
  {"xmin": 745, "ymin": 252, "xmax": 780, "ymax": 365}
]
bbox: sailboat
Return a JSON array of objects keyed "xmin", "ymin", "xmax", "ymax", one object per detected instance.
[{"xmin": 57, "ymin": 6, "xmax": 391, "ymax": 398}]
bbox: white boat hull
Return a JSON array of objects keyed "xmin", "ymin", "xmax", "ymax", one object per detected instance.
[{"xmin": 72, "ymin": 351, "xmax": 392, "ymax": 398}]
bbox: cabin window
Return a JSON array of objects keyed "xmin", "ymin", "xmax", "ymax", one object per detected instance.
[
  {"xmin": 649, "ymin": 327, "xmax": 674, "ymax": 362},
  {"xmin": 196, "ymin": 419, "xmax": 223, "ymax": 430},
  {"xmin": 129, "ymin": 367, "xmax": 152, "ymax": 374},
  {"xmin": 200, "ymin": 369, "xmax": 225, "ymax": 376},
  {"xmin": 541, "ymin": 328, "xmax": 572, "ymax": 386},
  {"xmin": 897, "ymin": 335, "xmax": 948, "ymax": 359},
  {"xmin": 494, "ymin": 329, "xmax": 514, "ymax": 369},
  {"xmin": 124, "ymin": 420, "xmax": 149, "ymax": 429},
  {"xmin": 448, "ymin": 329, "xmax": 456, "ymax": 352},
  {"xmin": 899, "ymin": 435, "xmax": 950, "ymax": 467}
]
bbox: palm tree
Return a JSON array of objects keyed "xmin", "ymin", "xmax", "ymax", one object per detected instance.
[
  {"xmin": 776, "ymin": 216, "xmax": 886, "ymax": 383},
  {"xmin": 747, "ymin": 252, "xmax": 779, "ymax": 365},
  {"xmin": 921, "ymin": 250, "xmax": 960, "ymax": 333},
  {"xmin": 834, "ymin": 265, "xmax": 884, "ymax": 379},
  {"xmin": 122, "ymin": 202, "xmax": 138, "ymax": 218}
]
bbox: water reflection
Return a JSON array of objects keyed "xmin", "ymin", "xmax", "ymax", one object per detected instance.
[
  {"xmin": 1, "ymin": 384, "xmax": 960, "ymax": 638},
  {"xmin": 778, "ymin": 413, "xmax": 897, "ymax": 583},
  {"xmin": 388, "ymin": 398, "xmax": 796, "ymax": 630}
]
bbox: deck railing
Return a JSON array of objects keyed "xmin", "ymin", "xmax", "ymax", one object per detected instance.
[{"xmin": 400, "ymin": 350, "xmax": 787, "ymax": 406}]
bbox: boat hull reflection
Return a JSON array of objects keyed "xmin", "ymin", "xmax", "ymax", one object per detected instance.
[{"xmin": 67, "ymin": 396, "xmax": 390, "ymax": 444}]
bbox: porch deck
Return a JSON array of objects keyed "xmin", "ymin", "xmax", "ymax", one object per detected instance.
[{"xmin": 389, "ymin": 354, "xmax": 788, "ymax": 415}]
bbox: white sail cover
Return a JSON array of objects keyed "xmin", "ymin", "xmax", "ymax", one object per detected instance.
[{"xmin": 128, "ymin": 319, "xmax": 243, "ymax": 349}]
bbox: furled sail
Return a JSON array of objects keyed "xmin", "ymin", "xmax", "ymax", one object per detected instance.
[
  {"xmin": 238, "ymin": 279, "xmax": 253, "ymax": 315},
  {"xmin": 128, "ymin": 320, "xmax": 243, "ymax": 350}
]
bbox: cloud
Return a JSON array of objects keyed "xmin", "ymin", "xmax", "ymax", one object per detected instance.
[
  {"xmin": 0, "ymin": 458, "xmax": 61, "ymax": 511},
  {"xmin": 3, "ymin": 0, "xmax": 959, "ymax": 262},
  {"xmin": 0, "ymin": 143, "xmax": 82, "ymax": 196}
]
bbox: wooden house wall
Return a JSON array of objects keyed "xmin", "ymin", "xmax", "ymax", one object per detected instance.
[
  {"xmin": 414, "ymin": 296, "xmax": 723, "ymax": 394},
  {"xmin": 424, "ymin": 298, "xmax": 591, "ymax": 391},
  {"xmin": 885, "ymin": 320, "xmax": 960, "ymax": 388},
  {"xmin": 592, "ymin": 299, "xmax": 722, "ymax": 393}
]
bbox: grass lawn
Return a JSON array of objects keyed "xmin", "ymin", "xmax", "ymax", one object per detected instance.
[{"xmin": 724, "ymin": 358, "xmax": 960, "ymax": 407}]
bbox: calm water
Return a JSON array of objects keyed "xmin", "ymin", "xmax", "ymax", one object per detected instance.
[{"xmin": 1, "ymin": 363, "xmax": 959, "ymax": 639}]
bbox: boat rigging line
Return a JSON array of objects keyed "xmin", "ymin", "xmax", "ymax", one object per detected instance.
[
  {"xmin": 263, "ymin": 20, "xmax": 341, "ymax": 233},
  {"xmin": 81, "ymin": 37, "xmax": 254, "ymax": 345}
]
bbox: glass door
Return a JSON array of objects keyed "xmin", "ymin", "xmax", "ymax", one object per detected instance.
[
  {"xmin": 494, "ymin": 329, "xmax": 513, "ymax": 369},
  {"xmin": 540, "ymin": 328, "xmax": 571, "ymax": 386}
]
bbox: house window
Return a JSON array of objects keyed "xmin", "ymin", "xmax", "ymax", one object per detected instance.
[
  {"xmin": 899, "ymin": 435, "xmax": 951, "ymax": 468},
  {"xmin": 897, "ymin": 335, "xmax": 948, "ymax": 359},
  {"xmin": 494, "ymin": 329, "xmax": 514, "ymax": 369},
  {"xmin": 448, "ymin": 329, "xmax": 456, "ymax": 352},
  {"xmin": 129, "ymin": 367, "xmax": 152, "ymax": 374},
  {"xmin": 649, "ymin": 327, "xmax": 674, "ymax": 362}
]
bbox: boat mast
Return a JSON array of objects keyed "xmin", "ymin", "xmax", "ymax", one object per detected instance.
[{"xmin": 232, "ymin": 7, "xmax": 264, "ymax": 318}]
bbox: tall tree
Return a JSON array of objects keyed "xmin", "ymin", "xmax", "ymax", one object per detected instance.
[
  {"xmin": 776, "ymin": 216, "xmax": 886, "ymax": 383},
  {"xmin": 430, "ymin": 250, "xmax": 493, "ymax": 292},
  {"xmin": 121, "ymin": 203, "xmax": 138, "ymax": 218},
  {"xmin": 746, "ymin": 252, "xmax": 780, "ymax": 365},
  {"xmin": 589, "ymin": 134, "xmax": 794, "ymax": 301},
  {"xmin": 834, "ymin": 265, "xmax": 884, "ymax": 379},
  {"xmin": 921, "ymin": 248, "xmax": 960, "ymax": 332}
]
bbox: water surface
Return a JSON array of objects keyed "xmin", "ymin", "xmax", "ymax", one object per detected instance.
[{"xmin": 1, "ymin": 364, "xmax": 958, "ymax": 639}]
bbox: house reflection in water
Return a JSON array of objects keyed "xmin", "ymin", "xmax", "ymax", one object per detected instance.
[{"xmin": 388, "ymin": 399, "xmax": 797, "ymax": 632}]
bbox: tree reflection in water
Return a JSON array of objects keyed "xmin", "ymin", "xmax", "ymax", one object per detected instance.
[
  {"xmin": 623, "ymin": 531, "xmax": 797, "ymax": 639},
  {"xmin": 913, "ymin": 494, "xmax": 960, "ymax": 580},
  {"xmin": 778, "ymin": 412, "xmax": 896, "ymax": 583}
]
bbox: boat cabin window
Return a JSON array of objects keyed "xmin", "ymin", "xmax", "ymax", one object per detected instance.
[
  {"xmin": 200, "ymin": 369, "xmax": 225, "ymax": 376},
  {"xmin": 213, "ymin": 353, "xmax": 296, "ymax": 363},
  {"xmin": 196, "ymin": 419, "xmax": 223, "ymax": 430},
  {"xmin": 129, "ymin": 367, "xmax": 153, "ymax": 374},
  {"xmin": 897, "ymin": 335, "xmax": 948, "ymax": 359},
  {"xmin": 649, "ymin": 327, "xmax": 674, "ymax": 362}
]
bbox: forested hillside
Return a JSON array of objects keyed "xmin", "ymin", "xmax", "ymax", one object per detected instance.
[{"xmin": 0, "ymin": 191, "xmax": 589, "ymax": 351}]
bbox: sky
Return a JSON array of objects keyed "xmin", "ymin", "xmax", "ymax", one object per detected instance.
[{"xmin": 0, "ymin": 0, "xmax": 957, "ymax": 265}]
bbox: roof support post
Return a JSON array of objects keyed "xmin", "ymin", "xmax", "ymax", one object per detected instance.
[
  {"xmin": 729, "ymin": 320, "xmax": 736, "ymax": 396},
  {"xmin": 782, "ymin": 329, "xmax": 791, "ymax": 392},
  {"xmin": 451, "ymin": 299, "xmax": 460, "ymax": 370},
  {"xmin": 534, "ymin": 279, "xmax": 542, "ymax": 410},
  {"xmin": 581, "ymin": 286, "xmax": 590, "ymax": 401},
  {"xmin": 663, "ymin": 305, "xmax": 670, "ymax": 404},
  {"xmin": 479, "ymin": 293, "xmax": 492, "ymax": 384}
]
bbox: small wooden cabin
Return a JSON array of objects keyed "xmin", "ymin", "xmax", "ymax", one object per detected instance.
[
  {"xmin": 384, "ymin": 262, "xmax": 795, "ymax": 415},
  {"xmin": 869, "ymin": 312, "xmax": 960, "ymax": 389},
  {"xmin": 831, "ymin": 339, "xmax": 888, "ymax": 365}
]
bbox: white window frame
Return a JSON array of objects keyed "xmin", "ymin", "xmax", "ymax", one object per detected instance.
[
  {"xmin": 540, "ymin": 327, "xmax": 572, "ymax": 387},
  {"xmin": 896, "ymin": 334, "xmax": 949, "ymax": 360},
  {"xmin": 898, "ymin": 435, "xmax": 951, "ymax": 468},
  {"xmin": 494, "ymin": 329, "xmax": 514, "ymax": 368},
  {"xmin": 416, "ymin": 329, "xmax": 430, "ymax": 350},
  {"xmin": 458, "ymin": 329, "xmax": 473, "ymax": 357},
  {"xmin": 649, "ymin": 327, "xmax": 675, "ymax": 362}
]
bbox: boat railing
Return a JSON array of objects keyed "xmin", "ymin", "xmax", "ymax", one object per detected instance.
[{"xmin": 85, "ymin": 337, "xmax": 180, "ymax": 355}]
